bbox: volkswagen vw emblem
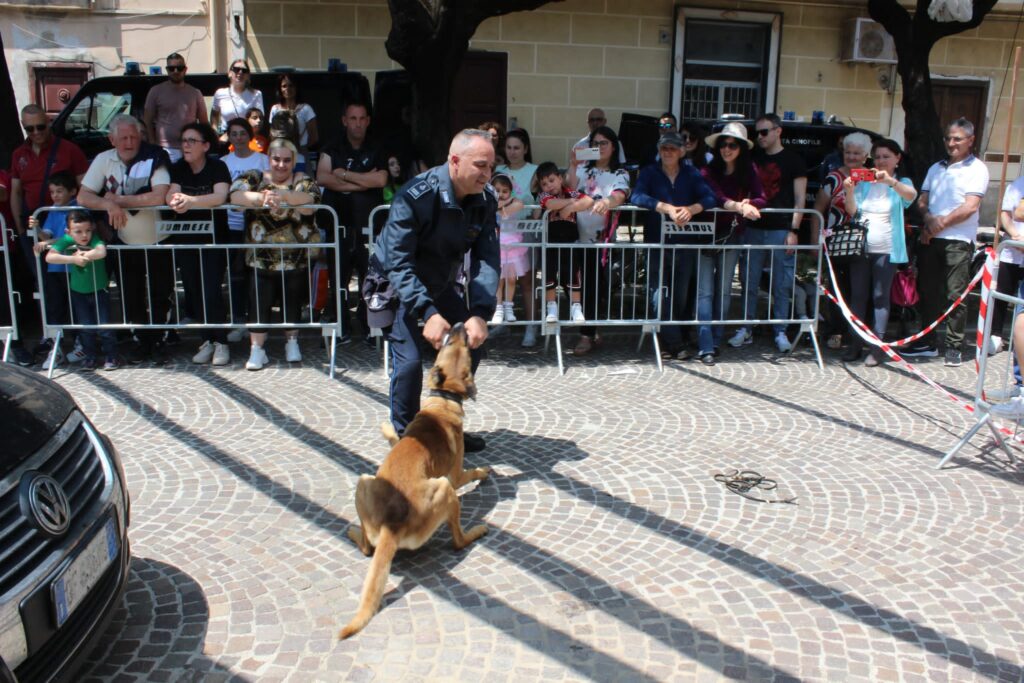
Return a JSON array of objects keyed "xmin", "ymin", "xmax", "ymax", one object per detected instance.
[{"xmin": 19, "ymin": 472, "xmax": 71, "ymax": 537}]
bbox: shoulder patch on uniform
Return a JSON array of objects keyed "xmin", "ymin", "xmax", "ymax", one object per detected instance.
[{"xmin": 408, "ymin": 181, "xmax": 431, "ymax": 199}]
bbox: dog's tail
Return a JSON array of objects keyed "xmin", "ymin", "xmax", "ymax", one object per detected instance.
[
  {"xmin": 339, "ymin": 525, "xmax": 398, "ymax": 639},
  {"xmin": 379, "ymin": 421, "xmax": 400, "ymax": 446}
]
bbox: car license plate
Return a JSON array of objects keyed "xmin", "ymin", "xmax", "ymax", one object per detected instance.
[{"xmin": 51, "ymin": 516, "xmax": 119, "ymax": 627}]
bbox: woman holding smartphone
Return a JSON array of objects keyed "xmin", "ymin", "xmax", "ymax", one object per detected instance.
[{"xmin": 840, "ymin": 138, "xmax": 917, "ymax": 365}]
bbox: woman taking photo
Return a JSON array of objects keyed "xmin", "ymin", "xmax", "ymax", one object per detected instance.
[
  {"xmin": 697, "ymin": 122, "xmax": 766, "ymax": 365},
  {"xmin": 495, "ymin": 128, "xmax": 540, "ymax": 346},
  {"xmin": 812, "ymin": 131, "xmax": 872, "ymax": 350},
  {"xmin": 229, "ymin": 138, "xmax": 322, "ymax": 371},
  {"xmin": 567, "ymin": 126, "xmax": 631, "ymax": 356},
  {"xmin": 211, "ymin": 60, "xmax": 264, "ymax": 143},
  {"xmin": 840, "ymin": 138, "xmax": 916, "ymax": 365},
  {"xmin": 270, "ymin": 74, "xmax": 318, "ymax": 154}
]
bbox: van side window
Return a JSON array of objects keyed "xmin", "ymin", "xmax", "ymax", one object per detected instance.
[{"xmin": 66, "ymin": 93, "xmax": 133, "ymax": 136}]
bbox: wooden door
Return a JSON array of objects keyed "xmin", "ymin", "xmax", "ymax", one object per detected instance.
[
  {"xmin": 449, "ymin": 50, "xmax": 507, "ymax": 133},
  {"xmin": 32, "ymin": 63, "xmax": 93, "ymax": 121},
  {"xmin": 933, "ymin": 80, "xmax": 987, "ymax": 151}
]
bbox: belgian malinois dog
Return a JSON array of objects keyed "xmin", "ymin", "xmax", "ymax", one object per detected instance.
[{"xmin": 340, "ymin": 323, "xmax": 490, "ymax": 639}]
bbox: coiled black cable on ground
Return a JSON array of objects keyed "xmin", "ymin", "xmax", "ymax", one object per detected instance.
[{"xmin": 714, "ymin": 469, "xmax": 798, "ymax": 505}]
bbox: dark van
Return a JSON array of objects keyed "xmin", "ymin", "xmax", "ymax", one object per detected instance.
[{"xmin": 50, "ymin": 69, "xmax": 373, "ymax": 160}]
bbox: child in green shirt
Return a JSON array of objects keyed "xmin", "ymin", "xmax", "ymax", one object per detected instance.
[{"xmin": 44, "ymin": 210, "xmax": 118, "ymax": 370}]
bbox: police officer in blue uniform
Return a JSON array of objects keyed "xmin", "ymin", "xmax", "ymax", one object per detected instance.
[{"xmin": 371, "ymin": 129, "xmax": 500, "ymax": 451}]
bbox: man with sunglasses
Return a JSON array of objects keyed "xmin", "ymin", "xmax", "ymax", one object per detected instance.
[
  {"xmin": 728, "ymin": 113, "xmax": 806, "ymax": 352},
  {"xmin": 143, "ymin": 53, "xmax": 209, "ymax": 163},
  {"xmin": 8, "ymin": 105, "xmax": 89, "ymax": 364}
]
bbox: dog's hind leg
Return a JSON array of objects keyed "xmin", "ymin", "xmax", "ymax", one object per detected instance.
[
  {"xmin": 442, "ymin": 484, "xmax": 488, "ymax": 550},
  {"xmin": 347, "ymin": 526, "xmax": 373, "ymax": 556}
]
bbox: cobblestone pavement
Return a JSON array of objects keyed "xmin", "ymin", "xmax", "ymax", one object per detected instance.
[{"xmin": 61, "ymin": 329, "xmax": 1023, "ymax": 682}]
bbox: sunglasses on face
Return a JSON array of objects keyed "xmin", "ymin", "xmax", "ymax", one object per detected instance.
[
  {"xmin": 718, "ymin": 141, "xmax": 741, "ymax": 151},
  {"xmin": 588, "ymin": 117, "xmax": 605, "ymax": 123},
  {"xmin": 23, "ymin": 124, "xmax": 47, "ymax": 133},
  {"xmin": 658, "ymin": 122, "xmax": 674, "ymax": 129},
  {"xmin": 167, "ymin": 65, "xmax": 186, "ymax": 73},
  {"xmin": 756, "ymin": 127, "xmax": 776, "ymax": 137},
  {"xmin": 231, "ymin": 66, "xmax": 250, "ymax": 74},
  {"xmin": 180, "ymin": 137, "xmax": 205, "ymax": 146}
]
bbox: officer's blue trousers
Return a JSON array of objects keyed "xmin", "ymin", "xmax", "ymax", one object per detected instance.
[{"xmin": 385, "ymin": 287, "xmax": 483, "ymax": 434}]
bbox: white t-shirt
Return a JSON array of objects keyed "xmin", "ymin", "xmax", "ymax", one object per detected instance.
[
  {"xmin": 270, "ymin": 103, "xmax": 316, "ymax": 148},
  {"xmin": 573, "ymin": 164, "xmax": 631, "ymax": 243},
  {"xmin": 212, "ymin": 88, "xmax": 264, "ymax": 134},
  {"xmin": 861, "ymin": 183, "xmax": 893, "ymax": 254},
  {"xmin": 80, "ymin": 148, "xmax": 171, "ymax": 244},
  {"xmin": 921, "ymin": 154, "xmax": 989, "ymax": 242},
  {"xmin": 222, "ymin": 151, "xmax": 270, "ymax": 230},
  {"xmin": 999, "ymin": 176, "xmax": 1024, "ymax": 265}
]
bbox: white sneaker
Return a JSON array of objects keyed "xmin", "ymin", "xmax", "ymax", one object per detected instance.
[
  {"xmin": 728, "ymin": 328, "xmax": 752, "ymax": 348},
  {"xmin": 285, "ymin": 337, "xmax": 302, "ymax": 362},
  {"xmin": 569, "ymin": 302, "xmax": 586, "ymax": 323},
  {"xmin": 192, "ymin": 341, "xmax": 215, "ymax": 364},
  {"xmin": 503, "ymin": 302, "xmax": 517, "ymax": 322},
  {"xmin": 545, "ymin": 301, "xmax": 559, "ymax": 323},
  {"xmin": 521, "ymin": 325, "xmax": 538, "ymax": 348},
  {"xmin": 491, "ymin": 307, "xmax": 505, "ymax": 325},
  {"xmin": 775, "ymin": 332, "xmax": 793, "ymax": 353},
  {"xmin": 987, "ymin": 335, "xmax": 1003, "ymax": 356},
  {"xmin": 212, "ymin": 342, "xmax": 230, "ymax": 366},
  {"xmin": 66, "ymin": 339, "xmax": 86, "ymax": 363},
  {"xmin": 227, "ymin": 327, "xmax": 248, "ymax": 343},
  {"xmin": 991, "ymin": 395, "xmax": 1024, "ymax": 420},
  {"xmin": 245, "ymin": 345, "xmax": 269, "ymax": 371},
  {"xmin": 42, "ymin": 346, "xmax": 65, "ymax": 370}
]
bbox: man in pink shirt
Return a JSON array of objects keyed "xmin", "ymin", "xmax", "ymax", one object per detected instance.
[{"xmin": 143, "ymin": 53, "xmax": 208, "ymax": 163}]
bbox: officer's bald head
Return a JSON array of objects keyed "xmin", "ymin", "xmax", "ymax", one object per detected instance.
[{"xmin": 448, "ymin": 129, "xmax": 495, "ymax": 201}]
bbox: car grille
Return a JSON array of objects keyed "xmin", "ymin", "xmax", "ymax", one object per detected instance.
[{"xmin": 0, "ymin": 417, "xmax": 106, "ymax": 597}]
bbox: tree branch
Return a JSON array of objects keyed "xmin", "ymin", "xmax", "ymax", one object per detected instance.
[{"xmin": 868, "ymin": 0, "xmax": 912, "ymax": 44}]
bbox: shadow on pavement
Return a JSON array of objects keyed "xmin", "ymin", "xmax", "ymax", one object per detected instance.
[{"xmin": 81, "ymin": 557, "xmax": 246, "ymax": 682}]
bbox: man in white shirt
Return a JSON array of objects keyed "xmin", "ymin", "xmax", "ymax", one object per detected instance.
[
  {"xmin": 902, "ymin": 117, "xmax": 989, "ymax": 366},
  {"xmin": 574, "ymin": 108, "xmax": 626, "ymax": 164}
]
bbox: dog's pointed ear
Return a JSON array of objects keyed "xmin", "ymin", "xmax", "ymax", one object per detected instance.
[{"xmin": 429, "ymin": 366, "xmax": 446, "ymax": 389}]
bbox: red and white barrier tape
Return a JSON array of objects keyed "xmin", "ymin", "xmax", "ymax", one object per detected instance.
[{"xmin": 822, "ymin": 244, "xmax": 1024, "ymax": 443}]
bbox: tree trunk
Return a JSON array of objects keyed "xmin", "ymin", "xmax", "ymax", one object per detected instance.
[
  {"xmin": 869, "ymin": 0, "xmax": 998, "ymax": 186},
  {"xmin": 386, "ymin": 0, "xmax": 561, "ymax": 166},
  {"xmin": 0, "ymin": 30, "xmax": 25, "ymax": 167}
]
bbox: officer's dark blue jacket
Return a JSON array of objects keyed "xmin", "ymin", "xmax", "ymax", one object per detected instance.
[{"xmin": 373, "ymin": 163, "xmax": 500, "ymax": 322}]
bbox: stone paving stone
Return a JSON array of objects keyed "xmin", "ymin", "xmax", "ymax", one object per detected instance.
[{"xmin": 60, "ymin": 334, "xmax": 1024, "ymax": 681}]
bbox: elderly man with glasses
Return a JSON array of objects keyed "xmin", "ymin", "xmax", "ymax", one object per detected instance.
[
  {"xmin": 900, "ymin": 117, "xmax": 989, "ymax": 367},
  {"xmin": 143, "ymin": 52, "xmax": 209, "ymax": 163}
]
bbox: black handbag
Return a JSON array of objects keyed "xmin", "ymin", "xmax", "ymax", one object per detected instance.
[{"xmin": 826, "ymin": 211, "xmax": 868, "ymax": 264}]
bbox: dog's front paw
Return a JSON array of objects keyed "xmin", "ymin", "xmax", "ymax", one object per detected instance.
[{"xmin": 475, "ymin": 466, "xmax": 491, "ymax": 482}]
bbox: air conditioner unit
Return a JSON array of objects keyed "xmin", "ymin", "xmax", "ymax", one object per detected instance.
[{"xmin": 841, "ymin": 17, "xmax": 897, "ymax": 64}]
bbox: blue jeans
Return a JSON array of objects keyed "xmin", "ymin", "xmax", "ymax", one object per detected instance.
[
  {"xmin": 70, "ymin": 289, "xmax": 116, "ymax": 360},
  {"xmin": 696, "ymin": 246, "xmax": 742, "ymax": 355},
  {"xmin": 648, "ymin": 245, "xmax": 695, "ymax": 350},
  {"xmin": 385, "ymin": 287, "xmax": 484, "ymax": 434},
  {"xmin": 738, "ymin": 228, "xmax": 795, "ymax": 335}
]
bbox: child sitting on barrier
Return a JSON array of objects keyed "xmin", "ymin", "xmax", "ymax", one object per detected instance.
[
  {"xmin": 490, "ymin": 174, "xmax": 526, "ymax": 325},
  {"xmin": 44, "ymin": 210, "xmax": 117, "ymax": 371},
  {"xmin": 535, "ymin": 162, "xmax": 594, "ymax": 323},
  {"xmin": 30, "ymin": 171, "xmax": 80, "ymax": 369}
]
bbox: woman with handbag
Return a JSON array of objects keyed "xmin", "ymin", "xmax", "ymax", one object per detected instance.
[
  {"xmin": 840, "ymin": 138, "xmax": 917, "ymax": 365},
  {"xmin": 812, "ymin": 132, "xmax": 873, "ymax": 350},
  {"xmin": 696, "ymin": 122, "xmax": 766, "ymax": 364}
]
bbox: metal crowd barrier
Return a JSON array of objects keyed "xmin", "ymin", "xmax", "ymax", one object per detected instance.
[
  {"xmin": 941, "ymin": 239, "xmax": 1024, "ymax": 467},
  {"xmin": 0, "ymin": 216, "xmax": 18, "ymax": 362},
  {"xmin": 363, "ymin": 203, "xmax": 825, "ymax": 375},
  {"xmin": 29, "ymin": 204, "xmax": 345, "ymax": 378}
]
